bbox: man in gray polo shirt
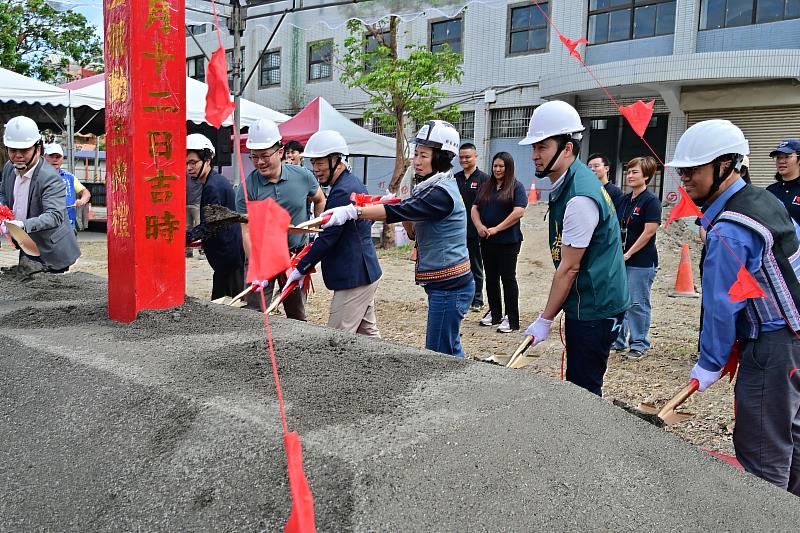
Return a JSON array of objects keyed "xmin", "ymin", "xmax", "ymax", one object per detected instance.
[{"xmin": 235, "ymin": 119, "xmax": 326, "ymax": 319}]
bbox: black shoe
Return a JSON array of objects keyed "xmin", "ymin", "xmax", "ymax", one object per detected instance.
[
  {"xmin": 626, "ymin": 349, "xmax": 647, "ymax": 360},
  {"xmin": 470, "ymin": 303, "xmax": 484, "ymax": 312}
]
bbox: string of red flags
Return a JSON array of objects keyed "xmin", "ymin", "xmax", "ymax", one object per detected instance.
[
  {"xmin": 664, "ymin": 187, "xmax": 702, "ymax": 228},
  {"xmin": 204, "ymin": 0, "xmax": 237, "ymax": 129},
  {"xmin": 728, "ymin": 266, "xmax": 767, "ymax": 302},
  {"xmin": 619, "ymin": 100, "xmax": 655, "ymax": 139}
]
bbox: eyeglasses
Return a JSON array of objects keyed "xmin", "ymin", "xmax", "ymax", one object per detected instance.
[
  {"xmin": 186, "ymin": 159, "xmax": 203, "ymax": 167},
  {"xmin": 676, "ymin": 166, "xmax": 699, "ymax": 177},
  {"xmin": 773, "ymin": 153, "xmax": 798, "ymax": 162},
  {"xmin": 249, "ymin": 146, "xmax": 281, "ymax": 162}
]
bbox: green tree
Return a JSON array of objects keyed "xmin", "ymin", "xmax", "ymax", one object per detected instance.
[
  {"xmin": 0, "ymin": 0, "xmax": 102, "ymax": 82},
  {"xmin": 339, "ymin": 16, "xmax": 463, "ymax": 195}
]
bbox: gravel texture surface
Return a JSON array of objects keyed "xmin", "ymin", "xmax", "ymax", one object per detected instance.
[{"xmin": 2, "ymin": 270, "xmax": 799, "ymax": 531}]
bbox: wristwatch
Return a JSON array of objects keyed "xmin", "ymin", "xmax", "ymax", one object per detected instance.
[{"xmin": 356, "ymin": 206, "xmax": 363, "ymax": 219}]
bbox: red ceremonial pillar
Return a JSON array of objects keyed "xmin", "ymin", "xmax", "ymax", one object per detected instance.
[{"xmin": 104, "ymin": 0, "xmax": 186, "ymax": 322}]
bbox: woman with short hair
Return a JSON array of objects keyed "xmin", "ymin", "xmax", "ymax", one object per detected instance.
[
  {"xmin": 612, "ymin": 156, "xmax": 662, "ymax": 359},
  {"xmin": 471, "ymin": 152, "xmax": 527, "ymax": 333}
]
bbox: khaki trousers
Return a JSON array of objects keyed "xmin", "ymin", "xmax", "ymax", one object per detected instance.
[{"xmin": 328, "ymin": 279, "xmax": 380, "ymax": 337}]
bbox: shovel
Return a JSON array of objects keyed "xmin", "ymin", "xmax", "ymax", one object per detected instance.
[
  {"xmin": 504, "ymin": 336, "xmax": 538, "ymax": 369},
  {"xmin": 202, "ymin": 204, "xmax": 321, "ymax": 234},
  {"xmin": 294, "ymin": 212, "xmax": 332, "ymax": 230},
  {"xmin": 5, "ymin": 223, "xmax": 40, "ymax": 257},
  {"xmin": 635, "ymin": 378, "xmax": 700, "ymax": 426}
]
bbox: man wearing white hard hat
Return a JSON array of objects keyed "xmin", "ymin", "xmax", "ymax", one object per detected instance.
[
  {"xmin": 235, "ymin": 118, "xmax": 326, "ymax": 319},
  {"xmin": 0, "ymin": 116, "xmax": 80, "ymax": 273},
  {"xmin": 285, "ymin": 130, "xmax": 382, "ymax": 336},
  {"xmin": 518, "ymin": 101, "xmax": 629, "ymax": 396},
  {"xmin": 44, "ymin": 143, "xmax": 91, "ymax": 232},
  {"xmin": 669, "ymin": 120, "xmax": 800, "ymax": 496},
  {"xmin": 185, "ymin": 134, "xmax": 245, "ymax": 300}
]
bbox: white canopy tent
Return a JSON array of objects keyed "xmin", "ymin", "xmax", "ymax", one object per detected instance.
[
  {"xmin": 0, "ymin": 67, "xmax": 71, "ymax": 108},
  {"xmin": 60, "ymin": 74, "xmax": 290, "ymax": 127}
]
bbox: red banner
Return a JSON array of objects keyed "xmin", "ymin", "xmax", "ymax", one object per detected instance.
[{"xmin": 104, "ymin": 0, "xmax": 186, "ymax": 322}]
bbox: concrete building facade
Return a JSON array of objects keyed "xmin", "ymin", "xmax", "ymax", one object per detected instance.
[{"xmin": 186, "ymin": 0, "xmax": 800, "ymax": 197}]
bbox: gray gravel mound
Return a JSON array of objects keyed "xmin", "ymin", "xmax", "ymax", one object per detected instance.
[{"xmin": 1, "ymin": 271, "xmax": 799, "ymax": 531}]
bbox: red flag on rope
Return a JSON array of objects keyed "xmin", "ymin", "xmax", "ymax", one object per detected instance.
[
  {"xmin": 558, "ymin": 35, "xmax": 588, "ymax": 62},
  {"xmin": 665, "ymin": 187, "xmax": 702, "ymax": 228},
  {"xmin": 283, "ymin": 432, "xmax": 316, "ymax": 533},
  {"xmin": 245, "ymin": 198, "xmax": 291, "ymax": 283},
  {"xmin": 619, "ymin": 100, "xmax": 655, "ymax": 138},
  {"xmin": 350, "ymin": 193, "xmax": 402, "ymax": 207},
  {"xmin": 721, "ymin": 341, "xmax": 740, "ymax": 383},
  {"xmin": 728, "ymin": 266, "xmax": 766, "ymax": 302},
  {"xmin": 204, "ymin": 48, "xmax": 236, "ymax": 128}
]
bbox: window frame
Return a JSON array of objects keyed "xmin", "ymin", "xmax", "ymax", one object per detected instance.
[
  {"xmin": 258, "ymin": 48, "xmax": 282, "ymax": 89},
  {"xmin": 429, "ymin": 16, "xmax": 464, "ymax": 56},
  {"xmin": 698, "ymin": 0, "xmax": 800, "ymax": 30},
  {"xmin": 587, "ymin": 0, "xmax": 677, "ymax": 44},
  {"xmin": 307, "ymin": 39, "xmax": 334, "ymax": 82},
  {"xmin": 364, "ymin": 29, "xmax": 393, "ymax": 72},
  {"xmin": 186, "ymin": 55, "xmax": 205, "ymax": 83},
  {"xmin": 506, "ymin": 1, "xmax": 551, "ymax": 57}
]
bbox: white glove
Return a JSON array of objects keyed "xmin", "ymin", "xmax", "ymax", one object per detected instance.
[
  {"xmin": 524, "ymin": 315, "xmax": 554, "ymax": 347},
  {"xmin": 8, "ymin": 220, "xmax": 23, "ymax": 228},
  {"xmin": 321, "ymin": 204, "xmax": 358, "ymax": 228},
  {"xmin": 690, "ymin": 363, "xmax": 722, "ymax": 392},
  {"xmin": 286, "ymin": 268, "xmax": 305, "ymax": 289}
]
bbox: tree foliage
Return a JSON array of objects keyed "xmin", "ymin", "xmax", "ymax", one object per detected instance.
[
  {"xmin": 339, "ymin": 16, "xmax": 463, "ymax": 192},
  {"xmin": 0, "ymin": 0, "xmax": 102, "ymax": 82}
]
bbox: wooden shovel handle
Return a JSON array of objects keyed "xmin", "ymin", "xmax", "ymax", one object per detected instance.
[
  {"xmin": 656, "ymin": 379, "xmax": 699, "ymax": 419},
  {"xmin": 294, "ymin": 212, "xmax": 332, "ymax": 229},
  {"xmin": 505, "ymin": 336, "xmax": 534, "ymax": 368},
  {"xmin": 227, "ymin": 284, "xmax": 256, "ymax": 306}
]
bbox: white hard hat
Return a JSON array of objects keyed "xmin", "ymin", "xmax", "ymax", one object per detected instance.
[
  {"xmin": 302, "ymin": 130, "xmax": 349, "ymax": 158},
  {"xmin": 414, "ymin": 120, "xmax": 460, "ymax": 156},
  {"xmin": 186, "ymin": 133, "xmax": 216, "ymax": 157},
  {"xmin": 667, "ymin": 120, "xmax": 749, "ymax": 168},
  {"xmin": 44, "ymin": 143, "xmax": 64, "ymax": 156},
  {"xmin": 518, "ymin": 101, "xmax": 584, "ymax": 145},
  {"xmin": 3, "ymin": 116, "xmax": 41, "ymax": 149},
  {"xmin": 246, "ymin": 119, "xmax": 282, "ymax": 150}
]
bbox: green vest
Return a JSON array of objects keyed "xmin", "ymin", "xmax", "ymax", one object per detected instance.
[{"xmin": 548, "ymin": 159, "xmax": 630, "ymax": 320}]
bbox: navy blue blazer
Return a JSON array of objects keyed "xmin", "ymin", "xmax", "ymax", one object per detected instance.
[
  {"xmin": 187, "ymin": 171, "xmax": 245, "ymax": 272},
  {"xmin": 296, "ymin": 170, "xmax": 382, "ymax": 290}
]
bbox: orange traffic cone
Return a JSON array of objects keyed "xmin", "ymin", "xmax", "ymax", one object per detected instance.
[
  {"xmin": 669, "ymin": 243, "xmax": 699, "ymax": 298},
  {"xmin": 527, "ymin": 183, "xmax": 538, "ymax": 205}
]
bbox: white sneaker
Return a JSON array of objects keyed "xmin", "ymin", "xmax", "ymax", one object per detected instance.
[
  {"xmin": 497, "ymin": 316, "xmax": 514, "ymax": 333},
  {"xmin": 479, "ymin": 310, "xmax": 493, "ymax": 326}
]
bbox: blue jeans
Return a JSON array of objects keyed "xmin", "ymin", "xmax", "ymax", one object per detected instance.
[
  {"xmin": 613, "ymin": 265, "xmax": 656, "ymax": 352},
  {"xmin": 425, "ymin": 279, "xmax": 474, "ymax": 358}
]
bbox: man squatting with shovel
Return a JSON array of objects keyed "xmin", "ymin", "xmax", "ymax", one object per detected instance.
[
  {"xmin": 283, "ymin": 130, "xmax": 383, "ymax": 336},
  {"xmin": 670, "ymin": 119, "xmax": 800, "ymax": 497},
  {"xmin": 517, "ymin": 101, "xmax": 630, "ymax": 396}
]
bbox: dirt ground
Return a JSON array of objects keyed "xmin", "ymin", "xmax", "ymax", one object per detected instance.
[{"xmin": 63, "ymin": 203, "xmax": 734, "ymax": 455}]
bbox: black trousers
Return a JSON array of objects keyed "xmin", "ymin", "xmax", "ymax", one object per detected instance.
[
  {"xmin": 564, "ymin": 312, "xmax": 625, "ymax": 396},
  {"xmin": 211, "ymin": 266, "xmax": 245, "ymax": 300},
  {"xmin": 467, "ymin": 237, "xmax": 484, "ymax": 307},
  {"xmin": 481, "ymin": 240, "xmax": 521, "ymax": 329}
]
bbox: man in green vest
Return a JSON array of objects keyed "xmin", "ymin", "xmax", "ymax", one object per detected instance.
[{"xmin": 518, "ymin": 101, "xmax": 629, "ymax": 396}]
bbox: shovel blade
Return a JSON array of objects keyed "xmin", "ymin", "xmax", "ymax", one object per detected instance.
[
  {"xmin": 211, "ymin": 296, "xmax": 233, "ymax": 305},
  {"xmin": 481, "ymin": 353, "xmax": 511, "ymax": 366},
  {"xmin": 507, "ymin": 355, "xmax": 536, "ymax": 369},
  {"xmin": 660, "ymin": 411, "xmax": 695, "ymax": 426}
]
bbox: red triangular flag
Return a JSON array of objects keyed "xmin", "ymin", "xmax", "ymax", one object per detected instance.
[
  {"xmin": 728, "ymin": 266, "xmax": 766, "ymax": 302},
  {"xmin": 558, "ymin": 34, "xmax": 588, "ymax": 62},
  {"xmin": 284, "ymin": 432, "xmax": 316, "ymax": 533},
  {"xmin": 619, "ymin": 100, "xmax": 655, "ymax": 138},
  {"xmin": 245, "ymin": 198, "xmax": 291, "ymax": 283},
  {"xmin": 205, "ymin": 48, "xmax": 236, "ymax": 128},
  {"xmin": 665, "ymin": 187, "xmax": 702, "ymax": 228}
]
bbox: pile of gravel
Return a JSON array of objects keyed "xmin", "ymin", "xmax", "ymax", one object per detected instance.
[{"xmin": 1, "ymin": 271, "xmax": 798, "ymax": 531}]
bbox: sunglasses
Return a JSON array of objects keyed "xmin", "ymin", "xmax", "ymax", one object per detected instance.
[{"xmin": 676, "ymin": 166, "xmax": 700, "ymax": 177}]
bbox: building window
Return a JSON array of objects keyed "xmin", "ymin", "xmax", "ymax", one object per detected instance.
[
  {"xmin": 453, "ymin": 111, "xmax": 476, "ymax": 139},
  {"xmin": 430, "ymin": 17, "xmax": 462, "ymax": 54},
  {"xmin": 371, "ymin": 119, "xmax": 396, "ymax": 138},
  {"xmin": 700, "ymin": 0, "xmax": 800, "ymax": 29},
  {"xmin": 508, "ymin": 2, "xmax": 549, "ymax": 55},
  {"xmin": 588, "ymin": 0, "xmax": 676, "ymax": 44},
  {"xmin": 365, "ymin": 30, "xmax": 393, "ymax": 71},
  {"xmin": 185, "ymin": 24, "xmax": 207, "ymax": 36},
  {"xmin": 490, "ymin": 106, "xmax": 536, "ymax": 138},
  {"xmin": 308, "ymin": 40, "xmax": 333, "ymax": 81},
  {"xmin": 186, "ymin": 56, "xmax": 205, "ymax": 83},
  {"xmin": 351, "ymin": 117, "xmax": 366, "ymax": 128},
  {"xmin": 259, "ymin": 50, "xmax": 281, "ymax": 88}
]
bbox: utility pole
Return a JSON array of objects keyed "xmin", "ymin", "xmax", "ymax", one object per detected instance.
[{"xmin": 230, "ymin": 0, "xmax": 245, "ymax": 182}]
